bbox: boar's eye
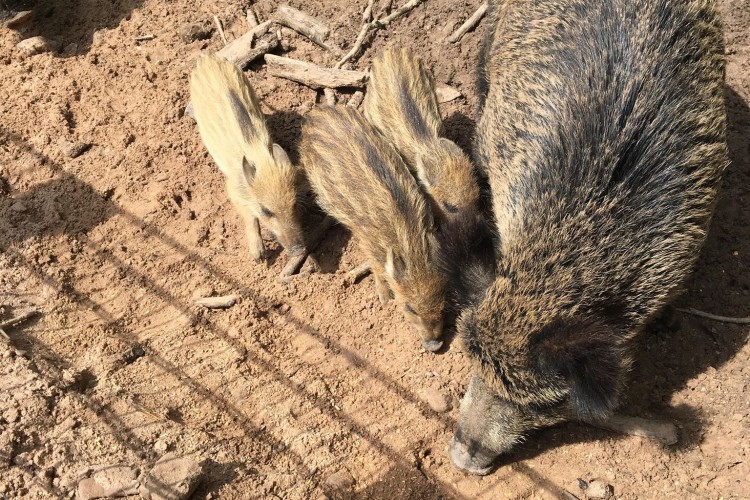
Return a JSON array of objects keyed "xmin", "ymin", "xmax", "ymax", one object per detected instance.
[
  {"xmin": 442, "ymin": 202, "xmax": 459, "ymax": 214},
  {"xmin": 260, "ymin": 205, "xmax": 275, "ymax": 218},
  {"xmin": 404, "ymin": 304, "xmax": 416, "ymax": 315}
]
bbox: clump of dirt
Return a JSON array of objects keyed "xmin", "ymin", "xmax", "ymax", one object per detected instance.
[{"xmin": 1, "ymin": 0, "xmax": 749, "ymax": 498}]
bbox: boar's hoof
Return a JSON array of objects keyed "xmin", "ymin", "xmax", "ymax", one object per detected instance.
[
  {"xmin": 449, "ymin": 436, "xmax": 494, "ymax": 476},
  {"xmin": 422, "ymin": 339, "xmax": 443, "ymax": 352}
]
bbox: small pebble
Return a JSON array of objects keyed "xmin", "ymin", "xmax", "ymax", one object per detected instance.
[
  {"xmin": 585, "ymin": 479, "xmax": 614, "ymax": 499},
  {"xmin": 77, "ymin": 466, "xmax": 139, "ymax": 500},
  {"xmin": 66, "ymin": 141, "xmax": 92, "ymax": 158},
  {"xmin": 139, "ymin": 454, "xmax": 203, "ymax": 500},
  {"xmin": 10, "ymin": 202, "xmax": 27, "ymax": 212},
  {"xmin": 435, "ymin": 84, "xmax": 462, "ymax": 103},
  {"xmin": 323, "ymin": 468, "xmax": 355, "ymax": 493},
  {"xmin": 17, "ymin": 36, "xmax": 57, "ymax": 56},
  {"xmin": 4, "ymin": 10, "xmax": 33, "ymax": 28},
  {"xmin": 423, "ymin": 387, "xmax": 451, "ymax": 413}
]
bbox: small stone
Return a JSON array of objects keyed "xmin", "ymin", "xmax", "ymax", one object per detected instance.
[
  {"xmin": 4, "ymin": 10, "xmax": 34, "ymax": 28},
  {"xmin": 139, "ymin": 454, "xmax": 203, "ymax": 500},
  {"xmin": 180, "ymin": 22, "xmax": 213, "ymax": 43},
  {"xmin": 154, "ymin": 439, "xmax": 169, "ymax": 453},
  {"xmin": 10, "ymin": 202, "xmax": 27, "ymax": 212},
  {"xmin": 66, "ymin": 141, "xmax": 92, "ymax": 158},
  {"xmin": 3, "ymin": 408, "xmax": 19, "ymax": 423},
  {"xmin": 76, "ymin": 466, "xmax": 139, "ymax": 500},
  {"xmin": 323, "ymin": 469, "xmax": 354, "ymax": 494},
  {"xmin": 17, "ymin": 36, "xmax": 57, "ymax": 56},
  {"xmin": 183, "ymin": 102, "xmax": 195, "ymax": 121},
  {"xmin": 422, "ymin": 387, "xmax": 451, "ymax": 413},
  {"xmin": 279, "ymin": 304, "xmax": 290, "ymax": 314},
  {"xmin": 585, "ymin": 479, "xmax": 614, "ymax": 499},
  {"xmin": 193, "ymin": 295, "xmax": 237, "ymax": 309},
  {"xmin": 435, "ymin": 84, "xmax": 462, "ymax": 103},
  {"xmin": 0, "ymin": 431, "xmax": 14, "ymax": 468}
]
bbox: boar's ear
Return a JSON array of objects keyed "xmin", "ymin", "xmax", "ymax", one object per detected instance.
[
  {"xmin": 241, "ymin": 156, "xmax": 257, "ymax": 184},
  {"xmin": 414, "ymin": 154, "xmax": 432, "ymax": 188},
  {"xmin": 384, "ymin": 248, "xmax": 406, "ymax": 283},
  {"xmin": 534, "ymin": 317, "xmax": 626, "ymax": 420},
  {"xmin": 272, "ymin": 143, "xmax": 295, "ymax": 169}
]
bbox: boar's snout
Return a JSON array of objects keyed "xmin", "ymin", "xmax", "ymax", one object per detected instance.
[{"xmin": 449, "ymin": 431, "xmax": 495, "ymax": 476}]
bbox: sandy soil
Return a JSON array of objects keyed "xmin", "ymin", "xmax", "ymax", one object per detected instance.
[{"xmin": 1, "ymin": 0, "xmax": 749, "ymax": 498}]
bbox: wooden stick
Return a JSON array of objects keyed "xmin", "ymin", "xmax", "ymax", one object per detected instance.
[
  {"xmin": 447, "ymin": 1, "xmax": 488, "ymax": 43},
  {"xmin": 217, "ymin": 30, "xmax": 279, "ymax": 69},
  {"xmin": 585, "ymin": 415, "xmax": 678, "ymax": 446},
  {"xmin": 134, "ymin": 34, "xmax": 156, "ymax": 42},
  {"xmin": 193, "ymin": 295, "xmax": 238, "ymax": 309},
  {"xmin": 346, "ymin": 263, "xmax": 372, "ymax": 284},
  {"xmin": 363, "ymin": 0, "xmax": 376, "ymax": 22},
  {"xmin": 347, "ymin": 90, "xmax": 365, "ymax": 108},
  {"xmin": 0, "ymin": 310, "xmax": 39, "ymax": 330},
  {"xmin": 324, "ymin": 88, "xmax": 337, "ymax": 105},
  {"xmin": 246, "ymin": 7, "xmax": 259, "ymax": 29},
  {"xmin": 265, "ymin": 54, "xmax": 369, "ymax": 89},
  {"xmin": 279, "ymin": 216, "xmax": 336, "ymax": 282},
  {"xmin": 276, "ymin": 5, "xmax": 340, "ymax": 54},
  {"xmin": 214, "ymin": 15, "xmax": 228, "ymax": 45},
  {"xmin": 335, "ymin": 0, "xmax": 425, "ymax": 69},
  {"xmin": 675, "ymin": 307, "xmax": 750, "ymax": 324}
]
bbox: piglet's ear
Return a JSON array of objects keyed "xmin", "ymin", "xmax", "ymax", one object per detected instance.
[
  {"xmin": 384, "ymin": 248, "xmax": 406, "ymax": 283},
  {"xmin": 242, "ymin": 157, "xmax": 256, "ymax": 184},
  {"xmin": 272, "ymin": 143, "xmax": 294, "ymax": 168},
  {"xmin": 534, "ymin": 317, "xmax": 627, "ymax": 420},
  {"xmin": 415, "ymin": 155, "xmax": 432, "ymax": 188}
]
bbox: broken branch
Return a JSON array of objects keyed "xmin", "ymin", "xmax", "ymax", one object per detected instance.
[
  {"xmin": 447, "ymin": 1, "xmax": 488, "ymax": 43},
  {"xmin": 346, "ymin": 263, "xmax": 372, "ymax": 284},
  {"xmin": 363, "ymin": 0, "xmax": 375, "ymax": 22},
  {"xmin": 335, "ymin": 0, "xmax": 425, "ymax": 68},
  {"xmin": 276, "ymin": 5, "xmax": 340, "ymax": 54},
  {"xmin": 213, "ymin": 15, "xmax": 228, "ymax": 45},
  {"xmin": 675, "ymin": 307, "xmax": 750, "ymax": 324},
  {"xmin": 217, "ymin": 28, "xmax": 279, "ymax": 69},
  {"xmin": 323, "ymin": 88, "xmax": 337, "ymax": 105},
  {"xmin": 265, "ymin": 54, "xmax": 369, "ymax": 88}
]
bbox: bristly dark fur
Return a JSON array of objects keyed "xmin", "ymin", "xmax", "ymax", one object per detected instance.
[
  {"xmin": 465, "ymin": 0, "xmax": 728, "ymax": 417},
  {"xmin": 436, "ymin": 209, "xmax": 497, "ymax": 312}
]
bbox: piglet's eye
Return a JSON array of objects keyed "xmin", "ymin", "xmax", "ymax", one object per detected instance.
[
  {"xmin": 404, "ymin": 304, "xmax": 415, "ymax": 315},
  {"xmin": 260, "ymin": 206, "xmax": 275, "ymax": 218},
  {"xmin": 442, "ymin": 202, "xmax": 459, "ymax": 214}
]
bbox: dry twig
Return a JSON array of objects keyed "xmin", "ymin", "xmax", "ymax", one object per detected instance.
[
  {"xmin": 265, "ymin": 54, "xmax": 369, "ymax": 88},
  {"xmin": 346, "ymin": 263, "xmax": 372, "ymax": 284},
  {"xmin": 335, "ymin": 0, "xmax": 425, "ymax": 69},
  {"xmin": 676, "ymin": 307, "xmax": 750, "ymax": 324},
  {"xmin": 134, "ymin": 34, "xmax": 156, "ymax": 42},
  {"xmin": 363, "ymin": 0, "xmax": 376, "ymax": 22},
  {"xmin": 217, "ymin": 30, "xmax": 279, "ymax": 68},
  {"xmin": 276, "ymin": 5, "xmax": 340, "ymax": 54},
  {"xmin": 193, "ymin": 295, "xmax": 238, "ymax": 309},
  {"xmin": 586, "ymin": 415, "xmax": 678, "ymax": 446},
  {"xmin": 0, "ymin": 310, "xmax": 39, "ymax": 330},
  {"xmin": 213, "ymin": 15, "xmax": 228, "ymax": 45},
  {"xmin": 447, "ymin": 1, "xmax": 488, "ymax": 43},
  {"xmin": 246, "ymin": 7, "xmax": 259, "ymax": 29}
]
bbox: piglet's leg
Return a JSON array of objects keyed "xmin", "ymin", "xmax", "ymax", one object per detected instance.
[
  {"xmin": 374, "ymin": 273, "xmax": 393, "ymax": 304},
  {"xmin": 237, "ymin": 208, "xmax": 265, "ymax": 261},
  {"xmin": 278, "ymin": 216, "xmax": 335, "ymax": 283}
]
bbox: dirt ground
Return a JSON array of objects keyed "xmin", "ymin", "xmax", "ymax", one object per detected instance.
[{"xmin": 0, "ymin": 0, "xmax": 749, "ymax": 498}]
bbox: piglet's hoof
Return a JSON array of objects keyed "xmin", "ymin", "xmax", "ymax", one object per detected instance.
[{"xmin": 422, "ymin": 339, "xmax": 443, "ymax": 352}]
